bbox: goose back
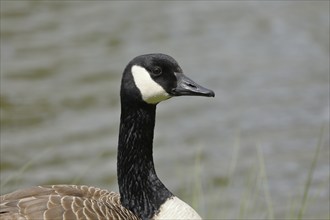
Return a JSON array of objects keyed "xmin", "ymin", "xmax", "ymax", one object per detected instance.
[{"xmin": 0, "ymin": 185, "xmax": 139, "ymax": 220}]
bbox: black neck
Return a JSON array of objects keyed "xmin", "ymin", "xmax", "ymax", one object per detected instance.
[{"xmin": 117, "ymin": 101, "xmax": 172, "ymax": 219}]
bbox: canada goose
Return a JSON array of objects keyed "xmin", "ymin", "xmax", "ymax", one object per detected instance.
[{"xmin": 0, "ymin": 53, "xmax": 215, "ymax": 220}]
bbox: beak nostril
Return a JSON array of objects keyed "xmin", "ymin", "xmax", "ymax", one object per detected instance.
[{"xmin": 187, "ymin": 83, "xmax": 197, "ymax": 89}]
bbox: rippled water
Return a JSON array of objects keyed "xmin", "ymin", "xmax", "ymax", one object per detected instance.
[{"xmin": 1, "ymin": 1, "xmax": 329, "ymax": 218}]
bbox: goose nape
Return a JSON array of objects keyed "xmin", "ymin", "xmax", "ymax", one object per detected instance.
[{"xmin": 0, "ymin": 53, "xmax": 215, "ymax": 220}]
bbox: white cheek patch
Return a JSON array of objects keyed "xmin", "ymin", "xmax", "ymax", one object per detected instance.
[
  {"xmin": 131, "ymin": 65, "xmax": 170, "ymax": 104},
  {"xmin": 154, "ymin": 196, "xmax": 202, "ymax": 220}
]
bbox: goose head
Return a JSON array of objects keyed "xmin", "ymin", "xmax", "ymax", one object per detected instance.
[{"xmin": 121, "ymin": 53, "xmax": 215, "ymax": 105}]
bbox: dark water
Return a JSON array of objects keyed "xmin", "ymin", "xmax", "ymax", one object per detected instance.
[{"xmin": 1, "ymin": 1, "xmax": 329, "ymax": 219}]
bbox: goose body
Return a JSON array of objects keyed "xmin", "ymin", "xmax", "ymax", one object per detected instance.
[{"xmin": 0, "ymin": 53, "xmax": 214, "ymax": 220}]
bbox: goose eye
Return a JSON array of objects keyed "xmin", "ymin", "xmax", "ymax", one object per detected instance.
[{"xmin": 152, "ymin": 66, "xmax": 162, "ymax": 76}]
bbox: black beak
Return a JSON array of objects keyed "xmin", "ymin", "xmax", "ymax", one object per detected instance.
[{"xmin": 171, "ymin": 73, "xmax": 215, "ymax": 97}]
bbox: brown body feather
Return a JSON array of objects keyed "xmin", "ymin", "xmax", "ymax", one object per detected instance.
[{"xmin": 0, "ymin": 185, "xmax": 140, "ymax": 220}]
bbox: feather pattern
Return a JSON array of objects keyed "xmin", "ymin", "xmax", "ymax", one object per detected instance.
[{"xmin": 0, "ymin": 185, "xmax": 140, "ymax": 220}]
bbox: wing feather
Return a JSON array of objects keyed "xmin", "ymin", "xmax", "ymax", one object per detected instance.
[{"xmin": 0, "ymin": 185, "xmax": 140, "ymax": 220}]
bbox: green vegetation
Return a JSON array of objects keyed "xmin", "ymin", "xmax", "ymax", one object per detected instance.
[{"xmin": 187, "ymin": 125, "xmax": 328, "ymax": 219}]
